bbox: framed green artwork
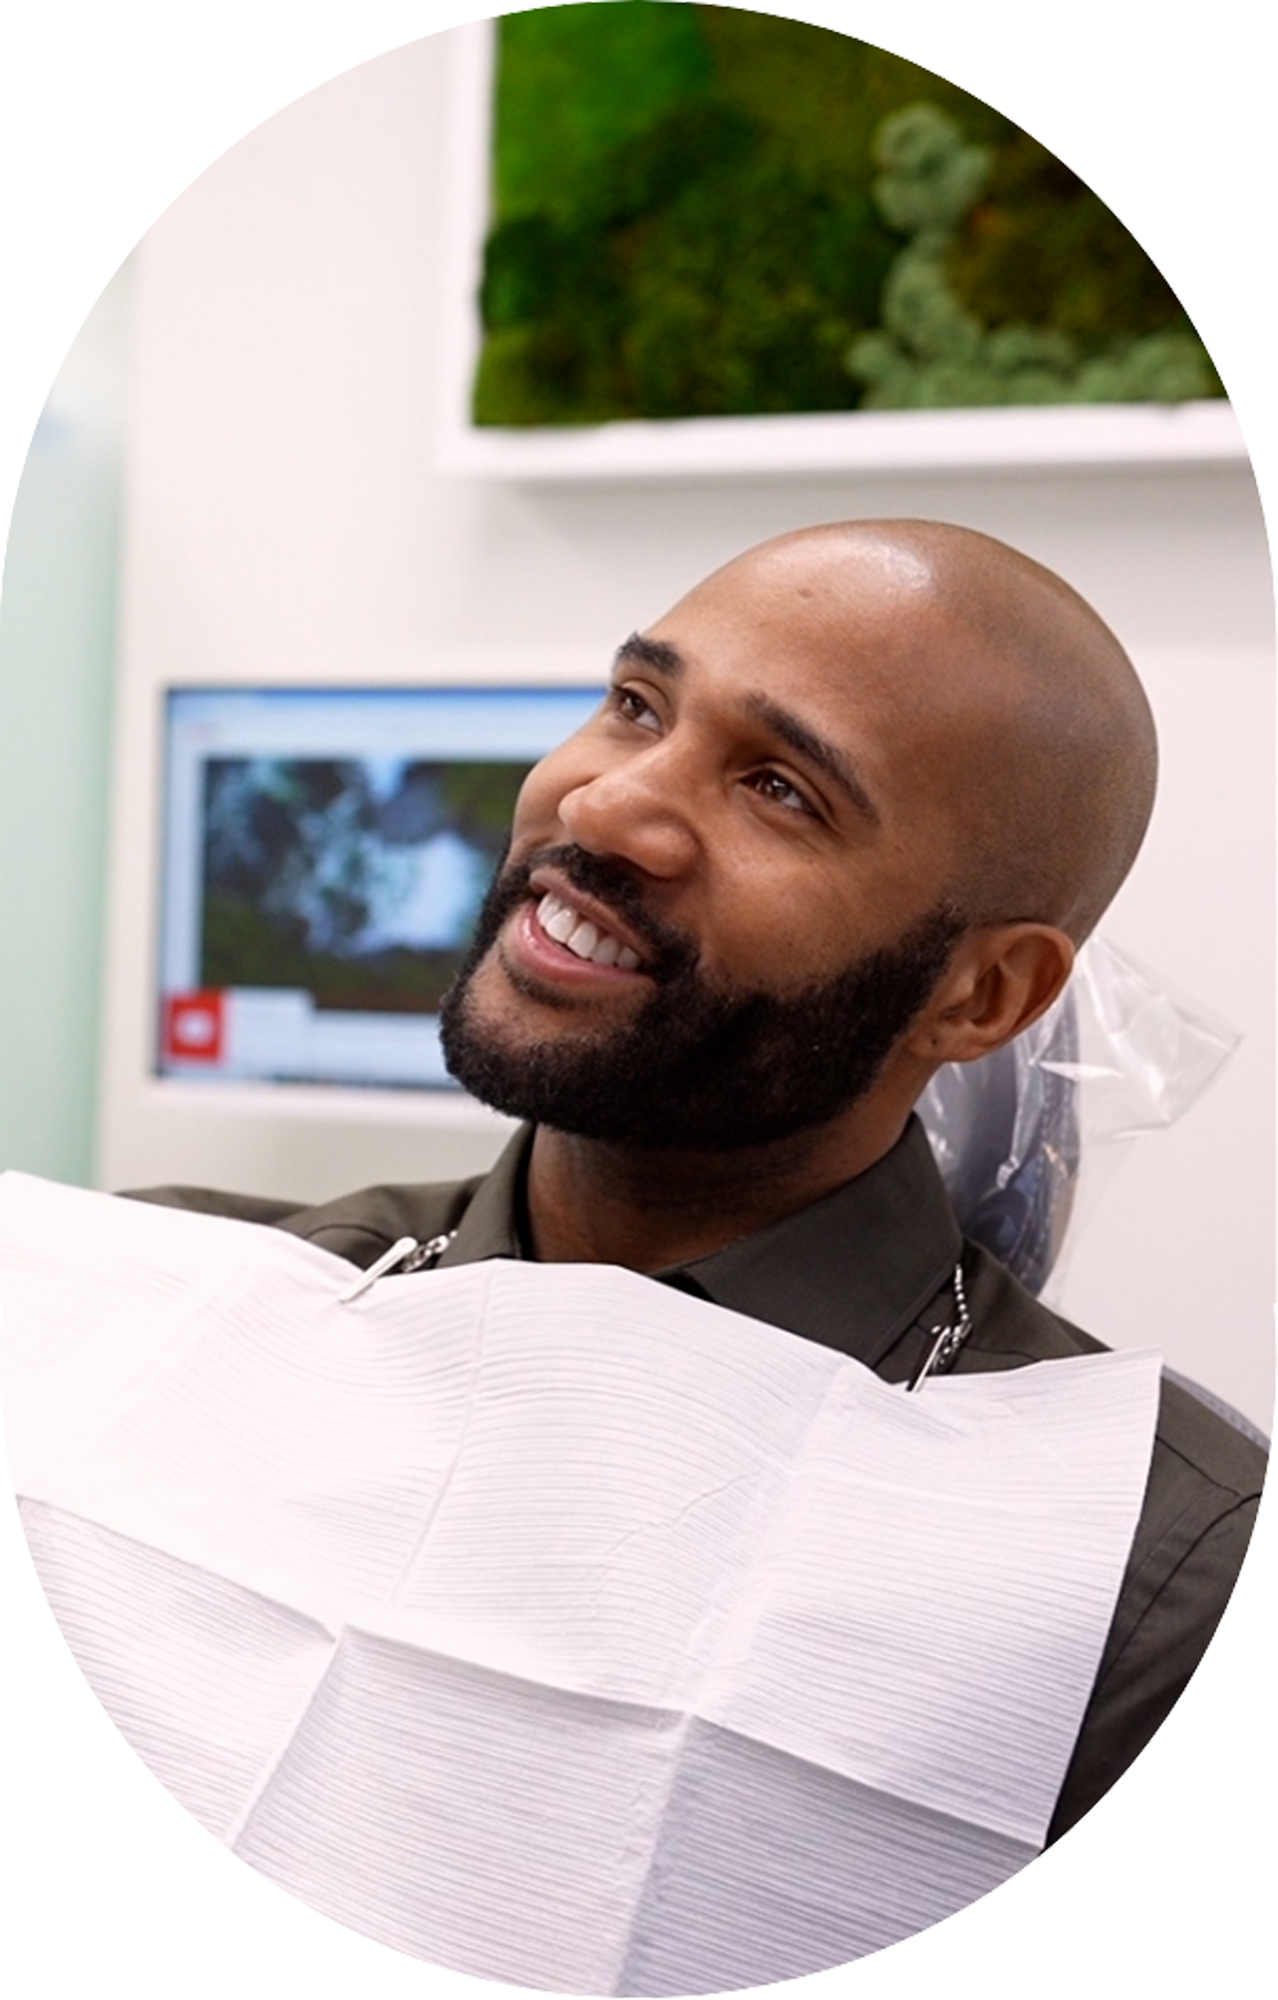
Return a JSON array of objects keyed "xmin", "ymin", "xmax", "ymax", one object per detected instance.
[{"xmin": 435, "ymin": 9, "xmax": 1243, "ymax": 479}]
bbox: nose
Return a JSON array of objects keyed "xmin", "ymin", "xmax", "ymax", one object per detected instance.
[{"xmin": 556, "ymin": 750, "xmax": 701, "ymax": 880}]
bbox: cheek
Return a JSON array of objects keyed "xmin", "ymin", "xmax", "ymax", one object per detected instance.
[
  {"xmin": 704, "ymin": 875, "xmax": 860, "ymax": 984},
  {"xmin": 707, "ymin": 858, "xmax": 935, "ymax": 987}
]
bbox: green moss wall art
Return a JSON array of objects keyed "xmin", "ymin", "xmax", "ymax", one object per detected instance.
[{"xmin": 472, "ymin": 3, "xmax": 1220, "ymax": 428}]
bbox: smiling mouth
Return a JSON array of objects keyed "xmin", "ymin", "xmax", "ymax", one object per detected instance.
[{"xmin": 534, "ymin": 889, "xmax": 645, "ymax": 972}]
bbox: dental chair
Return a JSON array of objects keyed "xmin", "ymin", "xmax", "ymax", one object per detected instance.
[{"xmin": 919, "ymin": 980, "xmax": 1268, "ymax": 1450}]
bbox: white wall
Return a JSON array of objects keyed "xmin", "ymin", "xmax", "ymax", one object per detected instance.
[{"xmin": 98, "ymin": 30, "xmax": 1273, "ymax": 1427}]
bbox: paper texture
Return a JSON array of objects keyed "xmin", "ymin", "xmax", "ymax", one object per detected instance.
[{"xmin": 0, "ymin": 1171, "xmax": 1160, "ymax": 1993}]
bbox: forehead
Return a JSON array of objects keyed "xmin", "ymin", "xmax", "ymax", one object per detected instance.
[{"xmin": 644, "ymin": 540, "xmax": 1011, "ymax": 771}]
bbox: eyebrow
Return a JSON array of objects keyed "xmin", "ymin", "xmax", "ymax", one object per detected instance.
[
  {"xmin": 613, "ymin": 633, "xmax": 880, "ymax": 826},
  {"xmin": 615, "ymin": 632, "xmax": 685, "ymax": 677},
  {"xmin": 744, "ymin": 693, "xmax": 881, "ymax": 826}
]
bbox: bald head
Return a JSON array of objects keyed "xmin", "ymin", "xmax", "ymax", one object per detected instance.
[{"xmin": 701, "ymin": 521, "xmax": 1157, "ymax": 943}]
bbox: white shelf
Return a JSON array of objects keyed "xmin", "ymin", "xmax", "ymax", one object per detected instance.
[{"xmin": 438, "ymin": 399, "xmax": 1246, "ymax": 484}]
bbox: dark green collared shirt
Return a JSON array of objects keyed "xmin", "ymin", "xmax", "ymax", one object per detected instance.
[{"xmin": 133, "ymin": 1116, "xmax": 1266, "ymax": 1846}]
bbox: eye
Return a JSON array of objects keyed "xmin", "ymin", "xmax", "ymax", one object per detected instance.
[
  {"xmin": 609, "ymin": 684, "xmax": 663, "ymax": 733},
  {"xmin": 747, "ymin": 768, "xmax": 819, "ymax": 817}
]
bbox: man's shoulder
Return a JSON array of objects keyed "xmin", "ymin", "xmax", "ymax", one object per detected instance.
[
  {"xmin": 124, "ymin": 1173, "xmax": 486, "ymax": 1270},
  {"xmin": 958, "ymin": 1241, "xmax": 1267, "ymax": 1840},
  {"xmin": 961, "ymin": 1238, "xmax": 1266, "ymax": 1497}
]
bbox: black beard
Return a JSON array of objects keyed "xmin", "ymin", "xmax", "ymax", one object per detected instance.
[{"xmin": 439, "ymin": 844, "xmax": 965, "ymax": 1151}]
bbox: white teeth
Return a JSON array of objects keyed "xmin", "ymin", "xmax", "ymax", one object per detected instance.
[
  {"xmin": 543, "ymin": 902, "xmax": 577, "ymax": 945},
  {"xmin": 535, "ymin": 890, "xmax": 641, "ymax": 971}
]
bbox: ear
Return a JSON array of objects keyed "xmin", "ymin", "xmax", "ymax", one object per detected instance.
[{"xmin": 904, "ymin": 923, "xmax": 1076, "ymax": 1066}]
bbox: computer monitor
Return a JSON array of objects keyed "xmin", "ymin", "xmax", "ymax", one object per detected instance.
[{"xmin": 157, "ymin": 685, "xmax": 602, "ymax": 1092}]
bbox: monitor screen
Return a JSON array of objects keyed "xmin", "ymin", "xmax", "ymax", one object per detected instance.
[{"xmin": 158, "ymin": 685, "xmax": 602, "ymax": 1089}]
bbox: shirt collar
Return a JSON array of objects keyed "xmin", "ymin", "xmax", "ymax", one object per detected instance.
[
  {"xmin": 666, "ymin": 1116, "xmax": 962, "ymax": 1367},
  {"xmin": 438, "ymin": 1126, "xmax": 532, "ymax": 1266},
  {"xmin": 438, "ymin": 1116, "xmax": 960, "ymax": 1370}
]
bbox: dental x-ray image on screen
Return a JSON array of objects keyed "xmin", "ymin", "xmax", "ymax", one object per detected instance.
[{"xmin": 158, "ymin": 686, "xmax": 601, "ymax": 1089}]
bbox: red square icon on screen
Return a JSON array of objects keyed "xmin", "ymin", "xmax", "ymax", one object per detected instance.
[{"xmin": 163, "ymin": 991, "xmax": 226, "ymax": 1064}]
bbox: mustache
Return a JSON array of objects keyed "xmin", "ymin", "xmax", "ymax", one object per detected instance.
[{"xmin": 499, "ymin": 843, "xmax": 698, "ymax": 978}]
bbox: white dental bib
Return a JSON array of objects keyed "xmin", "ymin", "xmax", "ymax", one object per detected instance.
[{"xmin": 0, "ymin": 1172, "xmax": 1159, "ymax": 1994}]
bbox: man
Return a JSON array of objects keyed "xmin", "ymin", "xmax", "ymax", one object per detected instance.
[{"xmin": 138, "ymin": 519, "xmax": 1264, "ymax": 1842}]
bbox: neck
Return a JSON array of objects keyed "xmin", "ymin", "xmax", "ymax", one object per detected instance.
[{"xmin": 524, "ymin": 1108, "xmax": 911, "ymax": 1272}]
